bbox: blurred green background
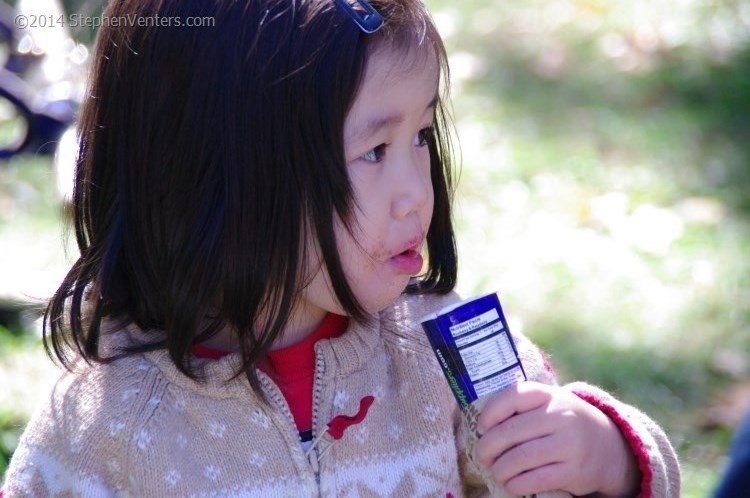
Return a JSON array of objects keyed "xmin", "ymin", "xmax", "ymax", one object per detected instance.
[{"xmin": 2, "ymin": 0, "xmax": 750, "ymax": 496}]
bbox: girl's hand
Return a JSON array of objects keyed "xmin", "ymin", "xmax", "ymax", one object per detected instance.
[{"xmin": 473, "ymin": 381, "xmax": 641, "ymax": 497}]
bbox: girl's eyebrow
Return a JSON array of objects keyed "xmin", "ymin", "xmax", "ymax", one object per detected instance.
[{"xmin": 349, "ymin": 94, "xmax": 438, "ymax": 144}]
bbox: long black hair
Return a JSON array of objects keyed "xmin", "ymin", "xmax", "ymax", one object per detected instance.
[{"xmin": 45, "ymin": 0, "xmax": 457, "ymax": 391}]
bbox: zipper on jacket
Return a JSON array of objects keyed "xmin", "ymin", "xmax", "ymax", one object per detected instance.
[
  {"xmin": 258, "ymin": 372, "xmax": 298, "ymax": 436},
  {"xmin": 309, "ymin": 344, "xmax": 328, "ymax": 494},
  {"xmin": 257, "ymin": 371, "xmax": 320, "ymax": 493}
]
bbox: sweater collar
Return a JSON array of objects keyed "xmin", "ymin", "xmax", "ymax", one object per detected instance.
[
  {"xmin": 321, "ymin": 313, "xmax": 382, "ymax": 376},
  {"xmin": 101, "ymin": 310, "xmax": 385, "ymax": 398}
]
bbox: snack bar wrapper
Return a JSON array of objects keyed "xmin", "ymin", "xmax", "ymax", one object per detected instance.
[
  {"xmin": 421, "ymin": 293, "xmax": 569, "ymax": 498},
  {"xmin": 420, "ymin": 292, "xmax": 526, "ymax": 418}
]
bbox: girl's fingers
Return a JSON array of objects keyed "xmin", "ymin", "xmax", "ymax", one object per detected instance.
[
  {"xmin": 474, "ymin": 407, "xmax": 556, "ymax": 468},
  {"xmin": 476, "ymin": 382, "xmax": 552, "ymax": 434},
  {"xmin": 480, "ymin": 406, "xmax": 611, "ymax": 497},
  {"xmin": 489, "ymin": 432, "xmax": 568, "ymax": 485},
  {"xmin": 502, "ymin": 462, "xmax": 569, "ymax": 497}
]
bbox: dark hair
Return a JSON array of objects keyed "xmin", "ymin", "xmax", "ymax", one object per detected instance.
[{"xmin": 45, "ymin": 0, "xmax": 457, "ymax": 389}]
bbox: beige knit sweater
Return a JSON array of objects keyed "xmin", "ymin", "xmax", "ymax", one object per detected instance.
[{"xmin": 3, "ymin": 292, "xmax": 680, "ymax": 497}]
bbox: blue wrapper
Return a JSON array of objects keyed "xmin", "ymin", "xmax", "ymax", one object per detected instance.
[{"xmin": 421, "ymin": 292, "xmax": 527, "ymax": 410}]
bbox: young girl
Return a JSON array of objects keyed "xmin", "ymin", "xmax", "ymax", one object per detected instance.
[{"xmin": 3, "ymin": 0, "xmax": 680, "ymax": 496}]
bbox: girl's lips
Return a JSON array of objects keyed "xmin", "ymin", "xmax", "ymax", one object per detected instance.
[{"xmin": 389, "ymin": 249, "xmax": 423, "ymax": 275}]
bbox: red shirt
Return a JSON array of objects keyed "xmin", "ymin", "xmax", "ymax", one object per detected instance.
[{"xmin": 192, "ymin": 313, "xmax": 348, "ymax": 438}]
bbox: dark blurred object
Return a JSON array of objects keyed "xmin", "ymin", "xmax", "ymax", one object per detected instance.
[
  {"xmin": 0, "ymin": 0, "xmax": 87, "ymax": 330},
  {"xmin": 0, "ymin": 68, "xmax": 75, "ymax": 159},
  {"xmin": 714, "ymin": 407, "xmax": 750, "ymax": 498},
  {"xmin": 0, "ymin": 2, "xmax": 76, "ymax": 160}
]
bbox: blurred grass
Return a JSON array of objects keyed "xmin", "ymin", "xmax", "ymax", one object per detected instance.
[
  {"xmin": 429, "ymin": 0, "xmax": 750, "ymax": 494},
  {"xmin": 0, "ymin": 155, "xmax": 67, "ymax": 478},
  {"xmin": 2, "ymin": 0, "xmax": 750, "ymax": 494}
]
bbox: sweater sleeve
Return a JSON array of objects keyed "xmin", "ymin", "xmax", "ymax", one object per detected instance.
[
  {"xmin": 2, "ymin": 357, "xmax": 159, "ymax": 497},
  {"xmin": 566, "ymin": 381, "xmax": 681, "ymax": 498}
]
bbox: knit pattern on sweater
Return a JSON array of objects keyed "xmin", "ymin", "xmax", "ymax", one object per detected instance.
[{"xmin": 3, "ymin": 292, "xmax": 680, "ymax": 497}]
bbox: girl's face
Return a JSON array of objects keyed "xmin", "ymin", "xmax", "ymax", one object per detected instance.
[{"xmin": 290, "ymin": 47, "xmax": 439, "ymax": 343}]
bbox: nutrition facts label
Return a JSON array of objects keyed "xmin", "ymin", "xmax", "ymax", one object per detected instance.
[{"xmin": 449, "ymin": 309, "xmax": 525, "ymax": 397}]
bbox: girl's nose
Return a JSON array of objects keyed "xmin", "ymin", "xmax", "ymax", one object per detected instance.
[{"xmin": 391, "ymin": 150, "xmax": 431, "ymax": 220}]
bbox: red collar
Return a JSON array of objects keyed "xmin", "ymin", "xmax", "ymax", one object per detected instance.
[{"xmin": 191, "ymin": 313, "xmax": 349, "ymax": 368}]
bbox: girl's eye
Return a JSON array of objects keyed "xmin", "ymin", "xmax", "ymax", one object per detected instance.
[
  {"xmin": 416, "ymin": 126, "xmax": 434, "ymax": 147},
  {"xmin": 361, "ymin": 144, "xmax": 387, "ymax": 163}
]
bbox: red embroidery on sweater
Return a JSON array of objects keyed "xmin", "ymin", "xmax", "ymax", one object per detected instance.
[
  {"xmin": 573, "ymin": 390, "xmax": 653, "ymax": 498},
  {"xmin": 327, "ymin": 396, "xmax": 375, "ymax": 440}
]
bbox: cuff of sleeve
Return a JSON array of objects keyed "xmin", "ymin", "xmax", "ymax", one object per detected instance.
[{"xmin": 572, "ymin": 389, "xmax": 653, "ymax": 498}]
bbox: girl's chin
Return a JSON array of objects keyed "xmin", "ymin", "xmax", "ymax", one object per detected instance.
[{"xmin": 360, "ymin": 278, "xmax": 413, "ymax": 314}]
